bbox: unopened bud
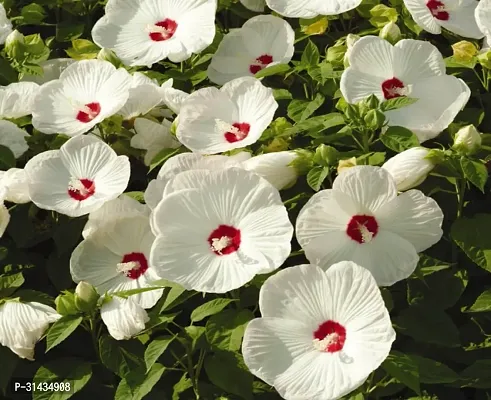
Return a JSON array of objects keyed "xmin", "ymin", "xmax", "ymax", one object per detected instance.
[
  {"xmin": 379, "ymin": 22, "xmax": 401, "ymax": 44},
  {"xmin": 452, "ymin": 41, "xmax": 478, "ymax": 63},
  {"xmin": 337, "ymin": 157, "xmax": 357, "ymax": 175},
  {"xmin": 453, "ymin": 125, "xmax": 482, "ymax": 155},
  {"xmin": 343, "ymin": 34, "xmax": 360, "ymax": 68},
  {"xmin": 75, "ymin": 281, "xmax": 99, "ymax": 313}
]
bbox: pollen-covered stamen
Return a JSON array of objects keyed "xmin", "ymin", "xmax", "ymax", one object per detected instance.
[
  {"xmin": 381, "ymin": 77, "xmax": 408, "ymax": 100},
  {"xmin": 426, "ymin": 0, "xmax": 450, "ymax": 20},
  {"xmin": 147, "ymin": 19, "xmax": 178, "ymax": 42},
  {"xmin": 210, "ymin": 236, "xmax": 233, "ymax": 255},
  {"xmin": 76, "ymin": 102, "xmax": 101, "ymax": 123},
  {"xmin": 249, "ymin": 54, "xmax": 273, "ymax": 74},
  {"xmin": 67, "ymin": 178, "xmax": 95, "ymax": 201},
  {"xmin": 313, "ymin": 320, "xmax": 346, "ymax": 353},
  {"xmin": 215, "ymin": 119, "xmax": 251, "ymax": 143},
  {"xmin": 346, "ymin": 215, "xmax": 379, "ymax": 244},
  {"xmin": 118, "ymin": 252, "xmax": 149, "ymax": 279},
  {"xmin": 208, "ymin": 225, "xmax": 241, "ymax": 255}
]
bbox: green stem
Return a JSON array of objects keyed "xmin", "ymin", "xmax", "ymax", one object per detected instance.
[
  {"xmin": 88, "ymin": 316, "xmax": 99, "ymax": 357},
  {"xmin": 455, "ymin": 178, "xmax": 466, "ymax": 219}
]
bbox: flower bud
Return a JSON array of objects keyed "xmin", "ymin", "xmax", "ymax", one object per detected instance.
[
  {"xmin": 343, "ymin": 34, "xmax": 360, "ymax": 68},
  {"xmin": 382, "ymin": 147, "xmax": 435, "ymax": 191},
  {"xmin": 337, "ymin": 157, "xmax": 357, "ymax": 175},
  {"xmin": 477, "ymin": 49, "xmax": 491, "ymax": 69},
  {"xmin": 453, "ymin": 125, "xmax": 482, "ymax": 155},
  {"xmin": 379, "ymin": 22, "xmax": 401, "ymax": 44},
  {"xmin": 55, "ymin": 292, "xmax": 79, "ymax": 316},
  {"xmin": 5, "ymin": 30, "xmax": 25, "ymax": 60},
  {"xmin": 452, "ymin": 41, "xmax": 478, "ymax": 63},
  {"xmin": 75, "ymin": 281, "xmax": 99, "ymax": 313},
  {"xmin": 364, "ymin": 109, "xmax": 386, "ymax": 130}
]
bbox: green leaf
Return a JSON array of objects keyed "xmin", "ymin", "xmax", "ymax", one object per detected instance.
[
  {"xmin": 380, "ymin": 126, "xmax": 420, "ymax": 152},
  {"xmin": 379, "ymin": 97, "xmax": 419, "ymax": 111},
  {"xmin": 149, "ymin": 147, "xmax": 181, "ymax": 173},
  {"xmin": 460, "ymin": 360, "xmax": 491, "ymax": 388},
  {"xmin": 191, "ymin": 298, "xmax": 235, "ymax": 322},
  {"xmin": 99, "ymin": 335, "xmax": 132, "ymax": 377},
  {"xmin": 451, "ymin": 214, "xmax": 491, "ymax": 272},
  {"xmin": 287, "ymin": 94, "xmax": 325, "ymax": 123},
  {"xmin": 55, "ymin": 22, "xmax": 84, "ymax": 42},
  {"xmin": 301, "ymin": 39, "xmax": 320, "ymax": 67},
  {"xmin": 0, "ymin": 145, "xmax": 16, "ymax": 170},
  {"xmin": 65, "ymin": 39, "xmax": 100, "ymax": 60},
  {"xmin": 115, "ymin": 364, "xmax": 165, "ymax": 400},
  {"xmin": 112, "ymin": 286, "xmax": 165, "ymax": 299},
  {"xmin": 144, "ymin": 336, "xmax": 175, "ymax": 373},
  {"xmin": 0, "ymin": 58, "xmax": 18, "ymax": 85},
  {"xmin": 272, "ymin": 88, "xmax": 293, "ymax": 101},
  {"xmin": 46, "ymin": 315, "xmax": 83, "ymax": 352},
  {"xmin": 205, "ymin": 309, "xmax": 253, "ymax": 351},
  {"xmin": 0, "ymin": 272, "xmax": 24, "ymax": 297},
  {"xmin": 307, "ymin": 166, "xmax": 330, "ymax": 191},
  {"xmin": 204, "ymin": 351, "xmax": 253, "ymax": 400},
  {"xmin": 33, "ymin": 358, "xmax": 92, "ymax": 400},
  {"xmin": 161, "ymin": 284, "xmax": 187, "ymax": 311},
  {"xmin": 254, "ymin": 63, "xmax": 290, "ymax": 78},
  {"xmin": 0, "ymin": 345, "xmax": 19, "ymax": 394},
  {"xmin": 382, "ymin": 351, "xmax": 420, "ymax": 395},
  {"xmin": 465, "ymin": 289, "xmax": 491, "ymax": 313},
  {"xmin": 172, "ymin": 374, "xmax": 193, "ymax": 400},
  {"xmin": 20, "ymin": 3, "xmax": 47, "ymax": 24},
  {"xmin": 411, "ymin": 355, "xmax": 459, "ymax": 384},
  {"xmin": 460, "ymin": 158, "xmax": 488, "ymax": 192},
  {"xmin": 395, "ymin": 306, "xmax": 460, "ymax": 347}
]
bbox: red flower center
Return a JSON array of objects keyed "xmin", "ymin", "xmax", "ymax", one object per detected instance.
[
  {"xmin": 381, "ymin": 77, "xmax": 406, "ymax": 100},
  {"xmin": 249, "ymin": 54, "xmax": 274, "ymax": 74},
  {"xmin": 149, "ymin": 19, "xmax": 178, "ymax": 42},
  {"xmin": 224, "ymin": 123, "xmax": 250, "ymax": 143},
  {"xmin": 313, "ymin": 320, "xmax": 346, "ymax": 353},
  {"xmin": 117, "ymin": 252, "xmax": 149, "ymax": 280},
  {"xmin": 208, "ymin": 225, "xmax": 241, "ymax": 255},
  {"xmin": 68, "ymin": 178, "xmax": 95, "ymax": 201},
  {"xmin": 76, "ymin": 102, "xmax": 101, "ymax": 123},
  {"xmin": 346, "ymin": 215, "xmax": 379, "ymax": 244},
  {"xmin": 426, "ymin": 0, "xmax": 449, "ymax": 20}
]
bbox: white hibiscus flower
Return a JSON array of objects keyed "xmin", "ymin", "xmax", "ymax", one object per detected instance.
[
  {"xmin": 340, "ymin": 36, "xmax": 470, "ymax": 143},
  {"xmin": 159, "ymin": 78, "xmax": 190, "ymax": 115},
  {"xmin": 0, "ymin": 82, "xmax": 40, "ymax": 119},
  {"xmin": 240, "ymin": 0, "xmax": 266, "ymax": 11},
  {"xmin": 296, "ymin": 166, "xmax": 444, "ymax": 286},
  {"xmin": 71, "ymin": 215, "xmax": 163, "ymax": 309},
  {"xmin": 0, "ymin": 168, "xmax": 30, "ymax": 204},
  {"xmin": 150, "ymin": 168, "xmax": 293, "ymax": 293},
  {"xmin": 24, "ymin": 135, "xmax": 130, "ymax": 217},
  {"xmin": 92, "ymin": 0, "xmax": 217, "ymax": 67},
  {"xmin": 403, "ymin": 0, "xmax": 483, "ymax": 38},
  {"xmin": 0, "ymin": 301, "xmax": 61, "ymax": 360},
  {"xmin": 101, "ymin": 296, "xmax": 149, "ymax": 340},
  {"xmin": 266, "ymin": 0, "xmax": 362, "ymax": 18},
  {"xmin": 0, "ymin": 121, "xmax": 29, "ymax": 158},
  {"xmin": 0, "ymin": 186, "xmax": 10, "ymax": 238},
  {"xmin": 0, "ymin": 3, "xmax": 12, "ymax": 45},
  {"xmin": 476, "ymin": 0, "xmax": 491, "ymax": 43},
  {"xmin": 131, "ymin": 118, "xmax": 181, "ymax": 165},
  {"xmin": 207, "ymin": 15, "xmax": 295, "ymax": 85},
  {"xmin": 242, "ymin": 262, "xmax": 395, "ymax": 400},
  {"xmin": 177, "ymin": 77, "xmax": 278, "ymax": 154},
  {"xmin": 31, "ymin": 60, "xmax": 132, "ymax": 137}
]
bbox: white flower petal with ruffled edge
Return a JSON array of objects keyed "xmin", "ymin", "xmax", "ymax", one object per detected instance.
[
  {"xmin": 31, "ymin": 60, "xmax": 132, "ymax": 136},
  {"xmin": 476, "ymin": 0, "xmax": 491, "ymax": 42},
  {"xmin": 83, "ymin": 194, "xmax": 150, "ymax": 238},
  {"xmin": 131, "ymin": 118, "xmax": 181, "ymax": 165},
  {"xmin": 266, "ymin": 0, "xmax": 361, "ymax": 18},
  {"xmin": 177, "ymin": 77, "xmax": 277, "ymax": 154},
  {"xmin": 0, "ymin": 3, "xmax": 12, "ymax": 45},
  {"xmin": 101, "ymin": 296, "xmax": 149, "ymax": 340},
  {"xmin": 92, "ymin": 0, "xmax": 217, "ymax": 67},
  {"xmin": 0, "ymin": 168, "xmax": 30, "ymax": 204},
  {"xmin": 243, "ymin": 262, "xmax": 395, "ymax": 400},
  {"xmin": 240, "ymin": 0, "xmax": 266, "ymax": 11},
  {"xmin": 71, "ymin": 215, "xmax": 161, "ymax": 309},
  {"xmin": 150, "ymin": 168, "xmax": 293, "ymax": 293},
  {"xmin": 118, "ymin": 72, "xmax": 163, "ymax": 120},
  {"xmin": 242, "ymin": 151, "xmax": 298, "ymax": 190},
  {"xmin": 0, "ymin": 301, "xmax": 60, "ymax": 360},
  {"xmin": 207, "ymin": 15, "xmax": 294, "ymax": 85},
  {"xmin": 0, "ymin": 82, "xmax": 40, "ymax": 119},
  {"xmin": 0, "ymin": 120, "xmax": 29, "ymax": 158},
  {"xmin": 0, "ymin": 201, "xmax": 10, "ymax": 238}
]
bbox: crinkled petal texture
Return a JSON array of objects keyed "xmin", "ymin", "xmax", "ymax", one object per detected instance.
[
  {"xmin": 101, "ymin": 296, "xmax": 150, "ymax": 340},
  {"xmin": 150, "ymin": 168, "xmax": 293, "ymax": 293},
  {"xmin": 240, "ymin": 0, "xmax": 266, "ymax": 11},
  {"xmin": 118, "ymin": 72, "xmax": 163, "ymax": 120},
  {"xmin": 71, "ymin": 215, "xmax": 162, "ymax": 309},
  {"xmin": 242, "ymin": 262, "xmax": 395, "ymax": 400},
  {"xmin": 404, "ymin": 0, "xmax": 483, "ymax": 38},
  {"xmin": 0, "ymin": 201, "xmax": 10, "ymax": 238},
  {"xmin": 0, "ymin": 301, "xmax": 60, "ymax": 360},
  {"xmin": 382, "ymin": 147, "xmax": 434, "ymax": 191},
  {"xmin": 0, "ymin": 82, "xmax": 40, "ymax": 119},
  {"xmin": 177, "ymin": 77, "xmax": 278, "ymax": 154},
  {"xmin": 25, "ymin": 135, "xmax": 130, "ymax": 218},
  {"xmin": 340, "ymin": 36, "xmax": 470, "ymax": 142},
  {"xmin": 21, "ymin": 58, "xmax": 75, "ymax": 84},
  {"xmin": 242, "ymin": 151, "xmax": 298, "ymax": 190},
  {"xmin": 0, "ymin": 120, "xmax": 29, "ymax": 158},
  {"xmin": 296, "ymin": 166, "xmax": 443, "ymax": 286},
  {"xmin": 266, "ymin": 0, "xmax": 362, "ymax": 17},
  {"xmin": 92, "ymin": 0, "xmax": 217, "ymax": 67},
  {"xmin": 207, "ymin": 15, "xmax": 295, "ymax": 85},
  {"xmin": 83, "ymin": 194, "xmax": 150, "ymax": 238},
  {"xmin": 160, "ymin": 83, "xmax": 189, "ymax": 114},
  {"xmin": 0, "ymin": 3, "xmax": 12, "ymax": 45},
  {"xmin": 0, "ymin": 168, "xmax": 30, "ymax": 203},
  {"xmin": 31, "ymin": 60, "xmax": 132, "ymax": 137},
  {"xmin": 476, "ymin": 0, "xmax": 491, "ymax": 42},
  {"xmin": 131, "ymin": 118, "xmax": 181, "ymax": 165}
]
